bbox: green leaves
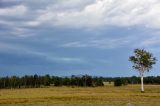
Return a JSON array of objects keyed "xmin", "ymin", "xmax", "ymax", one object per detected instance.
[{"xmin": 129, "ymin": 48, "xmax": 157, "ymax": 72}]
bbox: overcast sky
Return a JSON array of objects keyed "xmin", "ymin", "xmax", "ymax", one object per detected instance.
[{"xmin": 0, "ymin": 0, "xmax": 160, "ymax": 77}]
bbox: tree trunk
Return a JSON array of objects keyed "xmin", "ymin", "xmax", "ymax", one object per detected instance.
[{"xmin": 141, "ymin": 75, "xmax": 144, "ymax": 92}]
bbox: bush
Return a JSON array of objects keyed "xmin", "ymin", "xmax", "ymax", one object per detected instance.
[{"xmin": 114, "ymin": 78, "xmax": 122, "ymax": 86}]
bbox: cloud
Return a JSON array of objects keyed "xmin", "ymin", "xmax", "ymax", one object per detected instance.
[
  {"xmin": 1, "ymin": 0, "xmax": 160, "ymax": 38},
  {"xmin": 61, "ymin": 37, "xmax": 131, "ymax": 49},
  {"xmin": 0, "ymin": 5, "xmax": 27, "ymax": 16},
  {"xmin": 26, "ymin": 0, "xmax": 160, "ymax": 28},
  {"xmin": 0, "ymin": 41, "xmax": 86, "ymax": 64},
  {"xmin": 47, "ymin": 57, "xmax": 86, "ymax": 64},
  {"xmin": 0, "ymin": 4, "xmax": 33, "ymax": 37},
  {"xmin": 140, "ymin": 36, "xmax": 160, "ymax": 47}
]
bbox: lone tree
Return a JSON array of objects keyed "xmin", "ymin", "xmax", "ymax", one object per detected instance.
[{"xmin": 129, "ymin": 48, "xmax": 156, "ymax": 92}]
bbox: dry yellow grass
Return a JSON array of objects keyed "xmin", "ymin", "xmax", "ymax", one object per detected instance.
[{"xmin": 0, "ymin": 85, "xmax": 160, "ymax": 106}]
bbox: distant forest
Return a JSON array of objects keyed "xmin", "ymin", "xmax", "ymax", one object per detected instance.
[{"xmin": 0, "ymin": 75, "xmax": 160, "ymax": 89}]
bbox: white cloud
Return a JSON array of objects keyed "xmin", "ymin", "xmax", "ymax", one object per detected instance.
[
  {"xmin": 1, "ymin": 0, "xmax": 160, "ymax": 33},
  {"xmin": 0, "ymin": 20, "xmax": 12, "ymax": 26},
  {"xmin": 47, "ymin": 57, "xmax": 86, "ymax": 64},
  {"xmin": 61, "ymin": 37, "xmax": 131, "ymax": 49},
  {"xmin": 29, "ymin": 51, "xmax": 86, "ymax": 64},
  {"xmin": 0, "ymin": 5, "xmax": 27, "ymax": 16},
  {"xmin": 0, "ymin": 41, "xmax": 86, "ymax": 64},
  {"xmin": 28, "ymin": 0, "xmax": 160, "ymax": 28},
  {"xmin": 9, "ymin": 27, "xmax": 34, "ymax": 37},
  {"xmin": 140, "ymin": 36, "xmax": 160, "ymax": 47},
  {"xmin": 0, "ymin": 5, "xmax": 31, "ymax": 37}
]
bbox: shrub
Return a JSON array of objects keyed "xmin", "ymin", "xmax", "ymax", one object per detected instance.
[{"xmin": 114, "ymin": 78, "xmax": 122, "ymax": 86}]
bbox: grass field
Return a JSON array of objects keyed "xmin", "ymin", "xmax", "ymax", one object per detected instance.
[{"xmin": 0, "ymin": 85, "xmax": 160, "ymax": 106}]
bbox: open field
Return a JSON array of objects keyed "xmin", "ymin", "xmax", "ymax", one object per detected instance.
[{"xmin": 0, "ymin": 85, "xmax": 160, "ymax": 106}]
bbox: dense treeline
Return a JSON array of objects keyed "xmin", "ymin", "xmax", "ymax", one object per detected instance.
[
  {"xmin": 0, "ymin": 75, "xmax": 104, "ymax": 89},
  {"xmin": 0, "ymin": 75, "xmax": 160, "ymax": 89},
  {"xmin": 103, "ymin": 76, "xmax": 160, "ymax": 85}
]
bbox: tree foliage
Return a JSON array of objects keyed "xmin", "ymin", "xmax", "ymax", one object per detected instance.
[
  {"xmin": 114, "ymin": 78, "xmax": 123, "ymax": 86},
  {"xmin": 1, "ymin": 74, "xmax": 160, "ymax": 89},
  {"xmin": 129, "ymin": 48, "xmax": 156, "ymax": 74},
  {"xmin": 0, "ymin": 74, "xmax": 104, "ymax": 89}
]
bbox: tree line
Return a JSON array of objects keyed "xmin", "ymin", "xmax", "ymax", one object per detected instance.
[
  {"xmin": 0, "ymin": 75, "xmax": 160, "ymax": 89},
  {"xmin": 0, "ymin": 74, "xmax": 104, "ymax": 89},
  {"xmin": 103, "ymin": 76, "xmax": 160, "ymax": 86}
]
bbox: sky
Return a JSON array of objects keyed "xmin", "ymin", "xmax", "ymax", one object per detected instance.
[{"xmin": 0, "ymin": 0, "xmax": 160, "ymax": 77}]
